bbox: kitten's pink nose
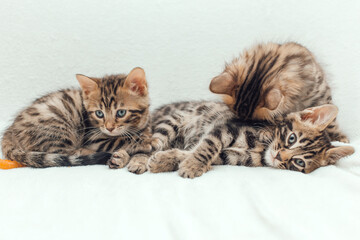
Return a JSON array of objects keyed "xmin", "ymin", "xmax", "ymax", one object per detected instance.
[
  {"xmin": 107, "ymin": 127, "xmax": 115, "ymax": 132},
  {"xmin": 275, "ymin": 152, "xmax": 282, "ymax": 161}
]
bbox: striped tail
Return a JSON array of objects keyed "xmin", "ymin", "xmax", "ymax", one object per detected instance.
[{"xmin": 12, "ymin": 150, "xmax": 112, "ymax": 168}]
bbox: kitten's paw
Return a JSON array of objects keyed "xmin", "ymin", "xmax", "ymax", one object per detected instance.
[
  {"xmin": 148, "ymin": 149, "xmax": 187, "ymax": 173},
  {"xmin": 107, "ymin": 150, "xmax": 130, "ymax": 169},
  {"xmin": 144, "ymin": 143, "xmax": 152, "ymax": 152},
  {"xmin": 131, "ymin": 139, "xmax": 152, "ymax": 155},
  {"xmin": 178, "ymin": 157, "xmax": 211, "ymax": 179},
  {"xmin": 127, "ymin": 154, "xmax": 148, "ymax": 174},
  {"xmin": 151, "ymin": 138, "xmax": 164, "ymax": 152},
  {"xmin": 140, "ymin": 138, "xmax": 153, "ymax": 152},
  {"xmin": 339, "ymin": 136, "xmax": 350, "ymax": 143}
]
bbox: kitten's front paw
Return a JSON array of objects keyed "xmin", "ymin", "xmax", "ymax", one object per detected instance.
[
  {"xmin": 151, "ymin": 138, "xmax": 164, "ymax": 152},
  {"xmin": 338, "ymin": 136, "xmax": 350, "ymax": 143},
  {"xmin": 148, "ymin": 149, "xmax": 187, "ymax": 173},
  {"xmin": 127, "ymin": 154, "xmax": 148, "ymax": 174},
  {"xmin": 178, "ymin": 157, "xmax": 211, "ymax": 179},
  {"xmin": 107, "ymin": 150, "xmax": 130, "ymax": 169},
  {"xmin": 140, "ymin": 138, "xmax": 153, "ymax": 152},
  {"xmin": 131, "ymin": 139, "xmax": 152, "ymax": 155}
]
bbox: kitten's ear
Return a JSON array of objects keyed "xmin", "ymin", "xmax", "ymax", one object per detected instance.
[
  {"xmin": 124, "ymin": 67, "xmax": 147, "ymax": 96},
  {"xmin": 209, "ymin": 72, "xmax": 235, "ymax": 96},
  {"xmin": 264, "ymin": 88, "xmax": 282, "ymax": 110},
  {"xmin": 299, "ymin": 104, "xmax": 338, "ymax": 131},
  {"xmin": 76, "ymin": 74, "xmax": 99, "ymax": 96},
  {"xmin": 323, "ymin": 146, "xmax": 354, "ymax": 165}
]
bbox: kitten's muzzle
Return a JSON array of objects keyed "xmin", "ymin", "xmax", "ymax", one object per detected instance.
[
  {"xmin": 275, "ymin": 151, "xmax": 282, "ymax": 161},
  {"xmin": 106, "ymin": 127, "xmax": 115, "ymax": 132}
]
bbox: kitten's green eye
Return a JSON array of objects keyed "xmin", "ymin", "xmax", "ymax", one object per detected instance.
[
  {"xmin": 95, "ymin": 110, "xmax": 104, "ymax": 118},
  {"xmin": 294, "ymin": 158, "xmax": 305, "ymax": 167},
  {"xmin": 287, "ymin": 133, "xmax": 297, "ymax": 146},
  {"xmin": 116, "ymin": 109, "xmax": 127, "ymax": 118}
]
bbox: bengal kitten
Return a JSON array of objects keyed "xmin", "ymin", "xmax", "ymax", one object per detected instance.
[
  {"xmin": 1, "ymin": 67, "xmax": 151, "ymax": 173},
  {"xmin": 210, "ymin": 42, "xmax": 349, "ymax": 143},
  {"xmin": 149, "ymin": 101, "xmax": 354, "ymax": 178}
]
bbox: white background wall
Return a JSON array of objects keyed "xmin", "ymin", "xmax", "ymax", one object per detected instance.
[{"xmin": 0, "ymin": 0, "xmax": 359, "ymax": 139}]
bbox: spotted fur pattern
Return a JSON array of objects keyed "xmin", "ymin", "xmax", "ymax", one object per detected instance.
[
  {"xmin": 1, "ymin": 68, "xmax": 151, "ymax": 173},
  {"xmin": 148, "ymin": 101, "xmax": 354, "ymax": 178},
  {"xmin": 210, "ymin": 42, "xmax": 348, "ymax": 143}
]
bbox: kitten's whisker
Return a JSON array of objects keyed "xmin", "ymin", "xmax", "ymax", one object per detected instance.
[
  {"xmin": 83, "ymin": 129, "xmax": 103, "ymax": 145},
  {"xmin": 125, "ymin": 130, "xmax": 138, "ymax": 143}
]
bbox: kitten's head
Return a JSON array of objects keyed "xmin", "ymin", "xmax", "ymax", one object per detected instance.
[
  {"xmin": 264, "ymin": 104, "xmax": 354, "ymax": 173},
  {"xmin": 76, "ymin": 67, "xmax": 149, "ymax": 137},
  {"xmin": 210, "ymin": 68, "xmax": 282, "ymax": 121},
  {"xmin": 209, "ymin": 43, "xmax": 305, "ymax": 122}
]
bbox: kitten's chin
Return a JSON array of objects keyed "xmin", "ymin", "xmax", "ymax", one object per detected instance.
[{"xmin": 104, "ymin": 132, "xmax": 122, "ymax": 137}]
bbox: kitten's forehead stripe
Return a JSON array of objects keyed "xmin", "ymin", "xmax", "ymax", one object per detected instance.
[
  {"xmin": 101, "ymin": 98, "xmax": 107, "ymax": 108},
  {"xmin": 97, "ymin": 75, "xmax": 128, "ymax": 109},
  {"xmin": 108, "ymin": 97, "xmax": 115, "ymax": 108},
  {"xmin": 285, "ymin": 121, "xmax": 293, "ymax": 131}
]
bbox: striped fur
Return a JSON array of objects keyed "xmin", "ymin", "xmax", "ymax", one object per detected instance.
[
  {"xmin": 148, "ymin": 102, "xmax": 354, "ymax": 178},
  {"xmin": 1, "ymin": 67, "xmax": 152, "ymax": 173},
  {"xmin": 210, "ymin": 42, "xmax": 349, "ymax": 143}
]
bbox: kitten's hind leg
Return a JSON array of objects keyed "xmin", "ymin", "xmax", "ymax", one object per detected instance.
[
  {"xmin": 147, "ymin": 149, "xmax": 189, "ymax": 173},
  {"xmin": 152, "ymin": 115, "xmax": 181, "ymax": 151}
]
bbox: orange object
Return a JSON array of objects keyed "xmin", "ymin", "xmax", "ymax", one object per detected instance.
[{"xmin": 0, "ymin": 159, "xmax": 25, "ymax": 169}]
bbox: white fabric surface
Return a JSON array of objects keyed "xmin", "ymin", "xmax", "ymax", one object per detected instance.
[{"xmin": 0, "ymin": 0, "xmax": 359, "ymax": 239}]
